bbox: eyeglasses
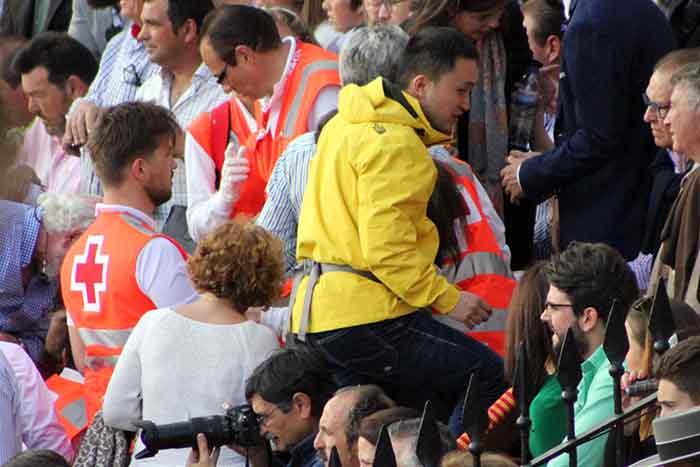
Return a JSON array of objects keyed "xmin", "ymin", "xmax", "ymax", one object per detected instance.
[
  {"xmin": 544, "ymin": 301, "xmax": 574, "ymax": 312},
  {"xmin": 642, "ymin": 93, "xmax": 670, "ymax": 120},
  {"xmin": 216, "ymin": 64, "xmax": 228, "ymax": 86},
  {"xmin": 255, "ymin": 405, "xmax": 290, "ymax": 426}
]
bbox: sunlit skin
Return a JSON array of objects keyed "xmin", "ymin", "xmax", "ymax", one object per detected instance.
[
  {"xmin": 411, "ymin": 58, "xmax": 478, "ymax": 135},
  {"xmin": 21, "ymin": 67, "xmax": 73, "ymax": 137},
  {"xmin": 644, "ymin": 71, "xmax": 674, "ymax": 149},
  {"xmin": 658, "ymin": 379, "xmax": 698, "ymax": 419},
  {"xmin": 665, "ymin": 82, "xmax": 700, "ymax": 161},
  {"xmin": 313, "ymin": 393, "xmax": 359, "ymax": 467}
]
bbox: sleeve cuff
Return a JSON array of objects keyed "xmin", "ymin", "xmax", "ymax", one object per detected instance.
[{"xmin": 433, "ymin": 284, "xmax": 461, "ymax": 314}]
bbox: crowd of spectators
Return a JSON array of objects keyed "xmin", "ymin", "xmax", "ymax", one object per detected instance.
[{"xmin": 2, "ymin": 0, "xmax": 700, "ymax": 466}]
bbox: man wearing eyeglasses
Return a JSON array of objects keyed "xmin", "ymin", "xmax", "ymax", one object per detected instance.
[
  {"xmin": 540, "ymin": 242, "xmax": 639, "ymax": 467},
  {"xmin": 628, "ymin": 49, "xmax": 699, "ymax": 292},
  {"xmin": 363, "ymin": 0, "xmax": 412, "ymax": 26},
  {"xmin": 501, "ymin": 0, "xmax": 675, "ymax": 266}
]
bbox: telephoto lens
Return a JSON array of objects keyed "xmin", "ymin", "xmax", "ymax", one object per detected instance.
[
  {"xmin": 624, "ymin": 379, "xmax": 658, "ymax": 398},
  {"xmin": 134, "ymin": 404, "xmax": 261, "ymax": 459}
]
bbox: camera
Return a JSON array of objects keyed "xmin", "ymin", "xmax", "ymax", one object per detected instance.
[
  {"xmin": 134, "ymin": 404, "xmax": 261, "ymax": 459},
  {"xmin": 625, "ymin": 379, "xmax": 658, "ymax": 397}
]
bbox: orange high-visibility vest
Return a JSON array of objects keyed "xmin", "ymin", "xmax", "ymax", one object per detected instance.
[
  {"xmin": 45, "ymin": 369, "xmax": 88, "ymax": 440},
  {"xmin": 438, "ymin": 155, "xmax": 517, "ymax": 356},
  {"xmin": 60, "ymin": 211, "xmax": 187, "ymax": 423},
  {"xmin": 188, "ymin": 40, "xmax": 340, "ymax": 219}
]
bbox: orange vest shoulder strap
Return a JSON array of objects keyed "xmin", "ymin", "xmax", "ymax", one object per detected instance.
[{"xmin": 280, "ymin": 41, "xmax": 340, "ymax": 139}]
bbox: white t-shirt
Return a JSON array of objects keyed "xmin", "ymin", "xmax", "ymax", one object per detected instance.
[{"xmin": 102, "ymin": 308, "xmax": 279, "ymax": 467}]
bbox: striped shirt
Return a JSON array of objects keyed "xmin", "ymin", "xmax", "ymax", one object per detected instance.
[
  {"xmin": 0, "ymin": 350, "xmax": 21, "ymax": 465},
  {"xmin": 71, "ymin": 21, "xmax": 158, "ymax": 196},
  {"xmin": 136, "ymin": 64, "xmax": 228, "ymax": 231}
]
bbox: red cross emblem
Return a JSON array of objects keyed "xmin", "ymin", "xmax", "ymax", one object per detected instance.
[{"xmin": 70, "ymin": 235, "xmax": 109, "ymax": 312}]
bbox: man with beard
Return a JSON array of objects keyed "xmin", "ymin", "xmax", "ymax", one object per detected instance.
[
  {"xmin": 540, "ymin": 242, "xmax": 639, "ymax": 467},
  {"xmin": 13, "ymin": 33, "xmax": 97, "ymax": 194},
  {"xmin": 0, "ymin": 193, "xmax": 98, "ymax": 364},
  {"xmin": 60, "ymin": 101, "xmax": 198, "ymax": 426}
]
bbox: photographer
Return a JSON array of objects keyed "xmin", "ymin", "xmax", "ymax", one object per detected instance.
[{"xmin": 188, "ymin": 347, "xmax": 336, "ymax": 467}]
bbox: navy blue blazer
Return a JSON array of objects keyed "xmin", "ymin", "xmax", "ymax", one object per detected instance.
[{"xmin": 519, "ymin": 0, "xmax": 676, "ymax": 260}]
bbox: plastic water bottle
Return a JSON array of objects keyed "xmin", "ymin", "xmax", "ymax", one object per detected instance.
[{"xmin": 509, "ymin": 67, "xmax": 540, "ymax": 151}]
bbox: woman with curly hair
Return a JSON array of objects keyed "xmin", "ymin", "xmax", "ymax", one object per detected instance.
[{"xmin": 103, "ymin": 222, "xmax": 283, "ymax": 467}]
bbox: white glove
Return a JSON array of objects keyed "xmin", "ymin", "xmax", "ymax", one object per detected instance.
[{"xmin": 219, "ymin": 144, "xmax": 250, "ymax": 204}]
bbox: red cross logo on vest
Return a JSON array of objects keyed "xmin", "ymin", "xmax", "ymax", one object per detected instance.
[{"xmin": 70, "ymin": 235, "xmax": 109, "ymax": 312}]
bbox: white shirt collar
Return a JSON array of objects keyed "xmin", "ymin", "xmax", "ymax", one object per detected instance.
[
  {"xmin": 563, "ymin": 0, "xmax": 573, "ymax": 19},
  {"xmin": 95, "ymin": 203, "xmax": 156, "ymax": 229}
]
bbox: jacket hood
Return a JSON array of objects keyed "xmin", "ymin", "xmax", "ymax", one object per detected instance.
[{"xmin": 337, "ymin": 77, "xmax": 454, "ymax": 147}]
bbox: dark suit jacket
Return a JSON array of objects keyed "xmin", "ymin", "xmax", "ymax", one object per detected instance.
[
  {"xmin": 519, "ymin": 0, "xmax": 676, "ymax": 260},
  {"xmin": 0, "ymin": 0, "xmax": 71, "ymax": 38},
  {"xmin": 641, "ymin": 149, "xmax": 689, "ymax": 255}
]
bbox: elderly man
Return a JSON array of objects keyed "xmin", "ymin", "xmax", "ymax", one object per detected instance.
[
  {"xmin": 0, "ymin": 193, "xmax": 98, "ymax": 363},
  {"xmin": 629, "ymin": 49, "xmax": 700, "ymax": 290},
  {"xmin": 652, "ymin": 61, "xmax": 700, "ymax": 312}
]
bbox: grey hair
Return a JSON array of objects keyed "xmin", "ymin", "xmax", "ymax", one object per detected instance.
[
  {"xmin": 339, "ymin": 25, "xmax": 409, "ymax": 86},
  {"xmin": 37, "ymin": 193, "xmax": 99, "ymax": 233},
  {"xmin": 386, "ymin": 417, "xmax": 455, "ymax": 466},
  {"xmin": 671, "ymin": 62, "xmax": 700, "ymax": 109}
]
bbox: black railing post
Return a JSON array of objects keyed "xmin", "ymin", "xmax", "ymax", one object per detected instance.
[
  {"xmin": 416, "ymin": 401, "xmax": 443, "ymax": 467},
  {"xmin": 557, "ymin": 328, "xmax": 582, "ymax": 467},
  {"xmin": 515, "ymin": 341, "xmax": 534, "ymax": 466},
  {"xmin": 372, "ymin": 425, "xmax": 397, "ymax": 467},
  {"xmin": 603, "ymin": 299, "xmax": 629, "ymax": 467},
  {"xmin": 649, "ymin": 277, "xmax": 676, "ymax": 356},
  {"xmin": 462, "ymin": 372, "xmax": 488, "ymax": 467}
]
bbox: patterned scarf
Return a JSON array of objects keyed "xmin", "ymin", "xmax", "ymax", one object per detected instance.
[{"xmin": 468, "ymin": 31, "xmax": 509, "ymax": 214}]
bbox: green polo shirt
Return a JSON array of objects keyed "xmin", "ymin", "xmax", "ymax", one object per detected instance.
[{"xmin": 547, "ymin": 345, "xmax": 615, "ymax": 467}]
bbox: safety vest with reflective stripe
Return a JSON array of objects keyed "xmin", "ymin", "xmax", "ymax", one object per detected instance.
[
  {"xmin": 45, "ymin": 369, "xmax": 88, "ymax": 440},
  {"xmin": 60, "ymin": 211, "xmax": 187, "ymax": 423},
  {"xmin": 188, "ymin": 39, "xmax": 340, "ymax": 219},
  {"xmin": 437, "ymin": 155, "xmax": 516, "ymax": 356}
]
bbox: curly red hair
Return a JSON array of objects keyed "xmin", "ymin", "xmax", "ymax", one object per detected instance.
[{"xmin": 187, "ymin": 222, "xmax": 285, "ymax": 311}]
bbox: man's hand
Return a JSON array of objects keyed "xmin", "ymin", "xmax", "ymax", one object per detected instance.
[
  {"xmin": 500, "ymin": 151, "xmax": 539, "ymax": 203},
  {"xmin": 63, "ymin": 101, "xmax": 102, "ymax": 149},
  {"xmin": 186, "ymin": 434, "xmax": 221, "ymax": 467},
  {"xmin": 219, "ymin": 145, "xmax": 250, "ymax": 204},
  {"xmin": 447, "ymin": 291, "xmax": 492, "ymax": 329},
  {"xmin": 621, "ymin": 370, "xmax": 650, "ymax": 435}
]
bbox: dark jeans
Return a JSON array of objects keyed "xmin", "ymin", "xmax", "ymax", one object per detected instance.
[{"xmin": 304, "ymin": 310, "xmax": 506, "ymax": 436}]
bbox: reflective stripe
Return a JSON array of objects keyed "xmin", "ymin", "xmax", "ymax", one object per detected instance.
[
  {"xmin": 85, "ymin": 355, "xmax": 119, "ymax": 368},
  {"xmin": 60, "ymin": 368, "xmax": 85, "ymax": 384},
  {"xmin": 61, "ymin": 399, "xmax": 88, "ymax": 430},
  {"xmin": 78, "ymin": 327, "xmax": 133, "ymax": 348},
  {"xmin": 472, "ymin": 309, "xmax": 508, "ymax": 332},
  {"xmin": 118, "ymin": 213, "xmax": 155, "ymax": 236},
  {"xmin": 282, "ymin": 60, "xmax": 338, "ymax": 138},
  {"xmin": 441, "ymin": 251, "xmax": 514, "ymax": 283}
]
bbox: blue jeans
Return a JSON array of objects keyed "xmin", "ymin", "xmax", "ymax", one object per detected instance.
[{"xmin": 304, "ymin": 310, "xmax": 506, "ymax": 435}]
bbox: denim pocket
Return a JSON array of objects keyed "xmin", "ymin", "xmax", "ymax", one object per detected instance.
[{"xmin": 311, "ymin": 326, "xmax": 400, "ymax": 377}]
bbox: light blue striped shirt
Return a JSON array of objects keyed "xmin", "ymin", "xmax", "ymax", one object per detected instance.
[
  {"xmin": 73, "ymin": 22, "xmax": 158, "ymax": 196},
  {"xmin": 0, "ymin": 350, "xmax": 21, "ymax": 465},
  {"xmin": 136, "ymin": 64, "xmax": 228, "ymax": 231}
]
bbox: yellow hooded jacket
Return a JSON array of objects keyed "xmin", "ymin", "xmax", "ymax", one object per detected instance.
[{"xmin": 291, "ymin": 78, "xmax": 461, "ymax": 333}]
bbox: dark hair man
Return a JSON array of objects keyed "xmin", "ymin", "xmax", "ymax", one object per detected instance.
[
  {"xmin": 243, "ymin": 347, "xmax": 337, "ymax": 467},
  {"xmin": 185, "ymin": 5, "xmax": 340, "ymax": 243},
  {"xmin": 656, "ymin": 336, "xmax": 700, "ymax": 418},
  {"xmin": 60, "ymin": 101, "xmax": 198, "ymax": 429},
  {"xmin": 13, "ymin": 32, "xmax": 96, "ymax": 194},
  {"xmin": 291, "ymin": 26, "xmax": 505, "ymax": 439},
  {"xmin": 541, "ymin": 242, "xmax": 639, "ymax": 466}
]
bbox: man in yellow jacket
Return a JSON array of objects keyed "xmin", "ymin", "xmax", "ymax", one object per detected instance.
[{"xmin": 292, "ymin": 27, "xmax": 506, "ymax": 433}]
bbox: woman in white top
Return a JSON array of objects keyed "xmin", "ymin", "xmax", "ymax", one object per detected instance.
[{"xmin": 102, "ymin": 222, "xmax": 284, "ymax": 466}]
